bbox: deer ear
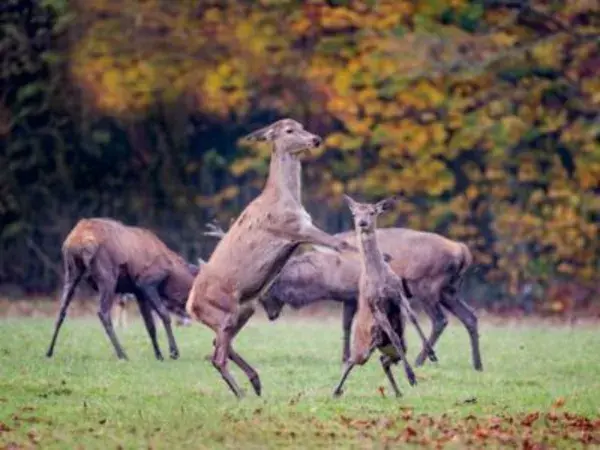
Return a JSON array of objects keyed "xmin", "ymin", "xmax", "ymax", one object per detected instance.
[
  {"xmin": 376, "ymin": 196, "xmax": 397, "ymax": 213},
  {"xmin": 343, "ymin": 194, "xmax": 358, "ymax": 212},
  {"xmin": 188, "ymin": 263, "xmax": 201, "ymax": 276},
  {"xmin": 243, "ymin": 125, "xmax": 276, "ymax": 142}
]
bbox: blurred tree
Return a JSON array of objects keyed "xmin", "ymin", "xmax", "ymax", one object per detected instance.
[{"xmin": 0, "ymin": 0, "xmax": 598, "ymax": 308}]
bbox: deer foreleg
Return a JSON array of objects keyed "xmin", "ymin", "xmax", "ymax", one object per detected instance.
[
  {"xmin": 380, "ymin": 354, "xmax": 402, "ymax": 397},
  {"xmin": 333, "ymin": 341, "xmax": 377, "ymax": 397},
  {"xmin": 341, "ymin": 301, "xmax": 357, "ymax": 363},
  {"xmin": 373, "ymin": 308, "xmax": 416, "ymax": 386},
  {"xmin": 269, "ymin": 223, "xmax": 358, "ymax": 254},
  {"xmin": 135, "ymin": 293, "xmax": 164, "ymax": 360},
  {"xmin": 140, "ymin": 284, "xmax": 179, "ymax": 360},
  {"xmin": 415, "ymin": 302, "xmax": 448, "ymax": 367},
  {"xmin": 97, "ymin": 289, "xmax": 128, "ymax": 360}
]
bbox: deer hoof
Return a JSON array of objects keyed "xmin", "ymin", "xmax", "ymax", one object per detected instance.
[
  {"xmin": 250, "ymin": 375, "xmax": 262, "ymax": 396},
  {"xmin": 156, "ymin": 353, "xmax": 164, "ymax": 361},
  {"xmin": 414, "ymin": 353, "xmax": 426, "ymax": 367},
  {"xmin": 332, "ymin": 388, "xmax": 344, "ymax": 398},
  {"xmin": 170, "ymin": 350, "xmax": 179, "ymax": 360}
]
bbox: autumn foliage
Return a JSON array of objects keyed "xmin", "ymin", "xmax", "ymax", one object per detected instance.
[{"xmin": 0, "ymin": 0, "xmax": 598, "ymax": 307}]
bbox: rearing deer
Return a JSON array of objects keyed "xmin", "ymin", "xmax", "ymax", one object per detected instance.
[
  {"xmin": 186, "ymin": 119, "xmax": 357, "ymax": 398},
  {"xmin": 333, "ymin": 195, "xmax": 418, "ymax": 398}
]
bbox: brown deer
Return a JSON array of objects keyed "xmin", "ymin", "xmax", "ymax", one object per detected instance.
[
  {"xmin": 333, "ymin": 194, "xmax": 416, "ymax": 397},
  {"xmin": 46, "ymin": 218, "xmax": 198, "ymax": 361},
  {"xmin": 204, "ymin": 222, "xmax": 481, "ymax": 371},
  {"xmin": 185, "ymin": 118, "xmax": 359, "ymax": 398}
]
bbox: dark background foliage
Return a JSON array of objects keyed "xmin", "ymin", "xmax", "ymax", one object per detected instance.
[{"xmin": 0, "ymin": 0, "xmax": 598, "ymax": 314}]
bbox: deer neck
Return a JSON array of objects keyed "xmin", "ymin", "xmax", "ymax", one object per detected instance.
[
  {"xmin": 265, "ymin": 145, "xmax": 302, "ymax": 203},
  {"xmin": 358, "ymin": 230, "xmax": 386, "ymax": 280}
]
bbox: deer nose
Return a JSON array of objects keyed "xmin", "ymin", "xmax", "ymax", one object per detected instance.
[
  {"xmin": 358, "ymin": 220, "xmax": 368, "ymax": 228},
  {"xmin": 312, "ymin": 136, "xmax": 322, "ymax": 147}
]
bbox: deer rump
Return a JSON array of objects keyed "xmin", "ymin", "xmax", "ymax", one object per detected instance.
[{"xmin": 46, "ymin": 218, "xmax": 196, "ymax": 361}]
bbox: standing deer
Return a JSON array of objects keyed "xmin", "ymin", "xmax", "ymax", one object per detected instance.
[
  {"xmin": 204, "ymin": 222, "xmax": 481, "ymax": 371},
  {"xmin": 46, "ymin": 218, "xmax": 198, "ymax": 361},
  {"xmin": 333, "ymin": 195, "xmax": 416, "ymax": 397},
  {"xmin": 186, "ymin": 118, "xmax": 358, "ymax": 398}
]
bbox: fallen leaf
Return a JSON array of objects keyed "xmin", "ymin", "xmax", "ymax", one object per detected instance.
[
  {"xmin": 521, "ymin": 412, "xmax": 540, "ymax": 427},
  {"xmin": 401, "ymin": 410, "xmax": 413, "ymax": 420},
  {"xmin": 552, "ymin": 397, "xmax": 566, "ymax": 408},
  {"xmin": 378, "ymin": 386, "xmax": 385, "ymax": 398}
]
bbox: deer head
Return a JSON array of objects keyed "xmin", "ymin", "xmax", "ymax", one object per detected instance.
[
  {"xmin": 344, "ymin": 194, "xmax": 397, "ymax": 235},
  {"xmin": 243, "ymin": 118, "xmax": 322, "ymax": 155},
  {"xmin": 259, "ymin": 293, "xmax": 284, "ymax": 321}
]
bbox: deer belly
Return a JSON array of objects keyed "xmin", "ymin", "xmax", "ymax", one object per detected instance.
[{"xmin": 379, "ymin": 344, "xmax": 398, "ymax": 359}]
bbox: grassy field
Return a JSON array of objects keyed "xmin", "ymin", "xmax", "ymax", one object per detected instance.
[{"xmin": 1, "ymin": 315, "xmax": 599, "ymax": 449}]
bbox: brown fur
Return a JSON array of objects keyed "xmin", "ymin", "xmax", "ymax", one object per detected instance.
[
  {"xmin": 185, "ymin": 118, "xmax": 356, "ymax": 398},
  {"xmin": 255, "ymin": 227, "xmax": 480, "ymax": 370},
  {"xmin": 333, "ymin": 195, "xmax": 417, "ymax": 398},
  {"xmin": 46, "ymin": 218, "xmax": 197, "ymax": 361},
  {"xmin": 203, "ymin": 218, "xmax": 479, "ymax": 369}
]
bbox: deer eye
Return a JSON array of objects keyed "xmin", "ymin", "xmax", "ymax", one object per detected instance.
[{"xmin": 286, "ymin": 128, "xmax": 293, "ymax": 134}]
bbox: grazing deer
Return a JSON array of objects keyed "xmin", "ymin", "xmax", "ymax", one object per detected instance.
[
  {"xmin": 186, "ymin": 118, "xmax": 358, "ymax": 398},
  {"xmin": 46, "ymin": 218, "xmax": 198, "ymax": 361},
  {"xmin": 205, "ymin": 222, "xmax": 480, "ymax": 371},
  {"xmin": 333, "ymin": 195, "xmax": 417, "ymax": 397}
]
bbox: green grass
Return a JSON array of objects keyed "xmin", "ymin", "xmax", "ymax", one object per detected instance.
[{"xmin": 1, "ymin": 315, "xmax": 599, "ymax": 449}]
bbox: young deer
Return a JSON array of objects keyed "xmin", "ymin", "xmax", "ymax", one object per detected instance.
[
  {"xmin": 46, "ymin": 218, "xmax": 198, "ymax": 361},
  {"xmin": 186, "ymin": 119, "xmax": 357, "ymax": 398},
  {"xmin": 333, "ymin": 195, "xmax": 418, "ymax": 398}
]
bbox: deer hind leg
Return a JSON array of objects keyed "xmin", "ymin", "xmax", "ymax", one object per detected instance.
[
  {"xmin": 212, "ymin": 310, "xmax": 245, "ymax": 398},
  {"xmin": 134, "ymin": 293, "xmax": 163, "ymax": 361},
  {"xmin": 227, "ymin": 303, "xmax": 260, "ymax": 396},
  {"xmin": 46, "ymin": 258, "xmax": 84, "ymax": 358},
  {"xmin": 373, "ymin": 308, "xmax": 417, "ymax": 387},
  {"xmin": 441, "ymin": 292, "xmax": 482, "ymax": 371},
  {"xmin": 380, "ymin": 355, "xmax": 401, "ymax": 397},
  {"xmin": 97, "ymin": 288, "xmax": 128, "ymax": 360},
  {"xmin": 415, "ymin": 301, "xmax": 448, "ymax": 367}
]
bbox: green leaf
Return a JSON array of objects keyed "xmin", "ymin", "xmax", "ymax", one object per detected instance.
[
  {"xmin": 1, "ymin": 221, "xmax": 24, "ymax": 240},
  {"xmin": 16, "ymin": 83, "xmax": 46, "ymax": 103}
]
